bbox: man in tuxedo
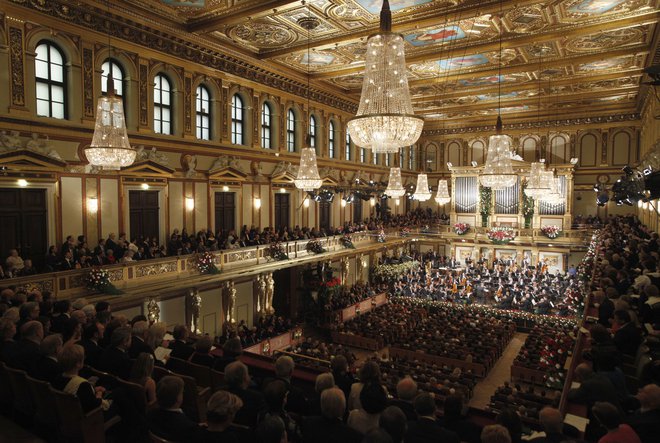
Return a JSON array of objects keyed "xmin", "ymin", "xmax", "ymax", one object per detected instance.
[
  {"xmin": 128, "ymin": 320, "xmax": 153, "ymax": 359},
  {"xmin": 30, "ymin": 333, "xmax": 62, "ymax": 384},
  {"xmin": 11, "ymin": 321, "xmax": 44, "ymax": 371},
  {"xmin": 147, "ymin": 376, "xmax": 202, "ymax": 442},
  {"xmin": 50, "ymin": 300, "xmax": 72, "ymax": 334},
  {"xmin": 301, "ymin": 387, "xmax": 362, "ymax": 443},
  {"xmin": 169, "ymin": 324, "xmax": 194, "ymax": 361},
  {"xmin": 390, "ymin": 377, "xmax": 418, "ymax": 421},
  {"xmin": 528, "ymin": 407, "xmax": 570, "ymax": 443},
  {"xmin": 223, "ymin": 361, "xmax": 267, "ymax": 428},
  {"xmin": 58, "ymin": 249, "xmax": 76, "ymax": 271},
  {"xmin": 405, "ymin": 393, "xmax": 459, "ymax": 443},
  {"xmin": 79, "ymin": 321, "xmax": 104, "ymax": 368},
  {"xmin": 97, "ymin": 326, "xmax": 133, "ymax": 379},
  {"xmin": 89, "ymin": 247, "xmax": 106, "ymax": 266},
  {"xmin": 264, "ymin": 355, "xmax": 308, "ymax": 415},
  {"xmin": 626, "ymin": 383, "xmax": 660, "ymax": 443},
  {"xmin": 612, "ymin": 309, "xmax": 642, "ymax": 356}
]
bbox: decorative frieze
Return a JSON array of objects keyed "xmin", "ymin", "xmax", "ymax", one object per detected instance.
[{"xmin": 9, "ymin": 25, "xmax": 25, "ymax": 108}]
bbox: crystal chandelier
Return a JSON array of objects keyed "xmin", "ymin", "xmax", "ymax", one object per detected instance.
[
  {"xmin": 385, "ymin": 167, "xmax": 406, "ymax": 198},
  {"xmin": 87, "ymin": 3, "xmax": 134, "ymax": 170},
  {"xmin": 524, "ymin": 161, "xmax": 552, "ymax": 199},
  {"xmin": 479, "ymin": 117, "xmax": 517, "ymax": 190},
  {"xmin": 412, "ymin": 173, "xmax": 432, "ymax": 201},
  {"xmin": 539, "ymin": 171, "xmax": 565, "ymax": 205},
  {"xmin": 294, "ymin": 6, "xmax": 322, "ymax": 193},
  {"xmin": 346, "ymin": 0, "xmax": 424, "ymax": 154},
  {"xmin": 434, "ymin": 179, "xmax": 451, "ymax": 205}
]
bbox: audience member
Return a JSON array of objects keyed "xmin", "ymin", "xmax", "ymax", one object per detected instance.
[
  {"xmin": 404, "ymin": 393, "xmax": 459, "ymax": 443},
  {"xmin": 147, "ymin": 376, "xmax": 202, "ymax": 442},
  {"xmin": 301, "ymin": 387, "xmax": 362, "ymax": 443}
]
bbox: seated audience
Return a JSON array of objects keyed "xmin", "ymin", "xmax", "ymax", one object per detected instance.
[
  {"xmin": 404, "ymin": 393, "xmax": 459, "ymax": 443},
  {"xmin": 129, "ymin": 352, "xmax": 157, "ymax": 404},
  {"xmin": 52, "ymin": 344, "xmax": 107, "ymax": 414},
  {"xmin": 390, "ymin": 377, "xmax": 417, "ymax": 421},
  {"xmin": 626, "ymin": 384, "xmax": 660, "ymax": 443},
  {"xmin": 147, "ymin": 376, "xmax": 202, "ymax": 442},
  {"xmin": 223, "ymin": 361, "xmax": 267, "ymax": 427},
  {"xmin": 169, "ymin": 324, "xmax": 194, "ymax": 361},
  {"xmin": 379, "ymin": 406, "xmax": 407, "ymax": 443},
  {"xmin": 301, "ymin": 387, "xmax": 362, "ymax": 443},
  {"xmin": 190, "ymin": 335, "xmax": 216, "ymax": 367},
  {"xmin": 348, "ymin": 381, "xmax": 388, "ymax": 435},
  {"xmin": 199, "ymin": 390, "xmax": 244, "ymax": 443},
  {"xmin": 97, "ymin": 326, "xmax": 133, "ymax": 379},
  {"xmin": 481, "ymin": 424, "xmax": 512, "ymax": 443},
  {"xmin": 31, "ymin": 333, "xmax": 62, "ymax": 383},
  {"xmin": 441, "ymin": 394, "xmax": 482, "ymax": 443},
  {"xmin": 592, "ymin": 401, "xmax": 642, "ymax": 443}
]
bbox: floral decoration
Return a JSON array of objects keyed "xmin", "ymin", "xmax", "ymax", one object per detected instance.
[
  {"xmin": 454, "ymin": 223, "xmax": 470, "ymax": 235},
  {"xmin": 487, "ymin": 227, "xmax": 516, "ymax": 244},
  {"xmin": 195, "ymin": 251, "xmax": 220, "ymax": 274},
  {"xmin": 306, "ymin": 240, "xmax": 327, "ymax": 254},
  {"xmin": 376, "ymin": 229, "xmax": 386, "ymax": 243},
  {"xmin": 267, "ymin": 242, "xmax": 289, "ymax": 261},
  {"xmin": 541, "ymin": 225, "xmax": 562, "ymax": 239},
  {"xmin": 372, "ymin": 261, "xmax": 420, "ymax": 281},
  {"xmin": 85, "ymin": 267, "xmax": 123, "ymax": 295}
]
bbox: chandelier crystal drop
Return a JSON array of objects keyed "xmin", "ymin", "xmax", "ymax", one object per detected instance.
[
  {"xmin": 294, "ymin": 141, "xmax": 323, "ymax": 192},
  {"xmin": 540, "ymin": 170, "xmax": 565, "ymax": 205},
  {"xmin": 434, "ymin": 179, "xmax": 451, "ymax": 205},
  {"xmin": 524, "ymin": 161, "xmax": 552, "ymax": 199},
  {"xmin": 412, "ymin": 173, "xmax": 432, "ymax": 201},
  {"xmin": 479, "ymin": 118, "xmax": 517, "ymax": 190},
  {"xmin": 384, "ymin": 167, "xmax": 406, "ymax": 198},
  {"xmin": 346, "ymin": 0, "xmax": 424, "ymax": 154}
]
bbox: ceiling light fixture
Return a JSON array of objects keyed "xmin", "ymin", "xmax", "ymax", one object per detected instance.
[
  {"xmin": 412, "ymin": 173, "xmax": 432, "ymax": 201},
  {"xmin": 434, "ymin": 179, "xmax": 451, "ymax": 205},
  {"xmin": 385, "ymin": 166, "xmax": 406, "ymax": 198},
  {"xmin": 346, "ymin": 0, "xmax": 423, "ymax": 154}
]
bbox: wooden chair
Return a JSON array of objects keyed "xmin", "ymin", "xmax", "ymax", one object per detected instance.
[
  {"xmin": 185, "ymin": 360, "xmax": 212, "ymax": 389},
  {"xmin": 115, "ymin": 377, "xmax": 152, "ymax": 440},
  {"xmin": 5, "ymin": 365, "xmax": 35, "ymax": 424},
  {"xmin": 165, "ymin": 356, "xmax": 188, "ymax": 375},
  {"xmin": 25, "ymin": 374, "xmax": 59, "ymax": 433},
  {"xmin": 211, "ymin": 369, "xmax": 226, "ymax": 392},
  {"xmin": 179, "ymin": 373, "xmax": 211, "ymax": 423},
  {"xmin": 0, "ymin": 361, "xmax": 14, "ymax": 414},
  {"xmin": 152, "ymin": 365, "xmax": 173, "ymax": 382},
  {"xmin": 52, "ymin": 388, "xmax": 120, "ymax": 443}
]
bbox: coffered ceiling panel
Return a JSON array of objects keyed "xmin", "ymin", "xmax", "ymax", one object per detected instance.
[{"xmin": 114, "ymin": 0, "xmax": 658, "ymax": 126}]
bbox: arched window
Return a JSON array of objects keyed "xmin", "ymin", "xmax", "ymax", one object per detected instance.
[
  {"xmin": 287, "ymin": 109, "xmax": 296, "ymax": 152},
  {"xmin": 309, "ymin": 115, "xmax": 317, "ymax": 153},
  {"xmin": 328, "ymin": 121, "xmax": 336, "ymax": 158},
  {"xmin": 261, "ymin": 102, "xmax": 272, "ymax": 149},
  {"xmin": 101, "ymin": 59, "xmax": 124, "ymax": 97},
  {"xmin": 360, "ymin": 147, "xmax": 366, "ymax": 163},
  {"xmin": 35, "ymin": 41, "xmax": 66, "ymax": 119},
  {"xmin": 153, "ymin": 74, "xmax": 172, "ymax": 134},
  {"xmin": 345, "ymin": 132, "xmax": 352, "ymax": 161},
  {"xmin": 231, "ymin": 94, "xmax": 244, "ymax": 145},
  {"xmin": 195, "ymin": 85, "xmax": 210, "ymax": 140}
]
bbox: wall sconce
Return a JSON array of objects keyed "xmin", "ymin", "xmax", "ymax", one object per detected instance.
[
  {"xmin": 341, "ymin": 199, "xmax": 346, "ymax": 208},
  {"xmin": 185, "ymin": 197, "xmax": 195, "ymax": 211},
  {"xmin": 253, "ymin": 197, "xmax": 261, "ymax": 209},
  {"xmin": 222, "ymin": 185, "xmax": 229, "ymax": 192},
  {"xmin": 88, "ymin": 197, "xmax": 98, "ymax": 213},
  {"xmin": 303, "ymin": 198, "xmax": 310, "ymax": 208},
  {"xmin": 395, "ymin": 198, "xmax": 400, "ymax": 206},
  {"xmin": 279, "ymin": 188, "xmax": 286, "ymax": 193},
  {"xmin": 17, "ymin": 179, "xmax": 28, "ymax": 187},
  {"xmin": 141, "ymin": 183, "xmax": 150, "ymax": 190},
  {"xmin": 370, "ymin": 197, "xmax": 376, "ymax": 207}
]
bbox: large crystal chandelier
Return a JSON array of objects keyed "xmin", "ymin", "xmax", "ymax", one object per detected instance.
[
  {"xmin": 87, "ymin": 15, "xmax": 134, "ymax": 170},
  {"xmin": 434, "ymin": 179, "xmax": 451, "ymax": 205},
  {"xmin": 385, "ymin": 167, "xmax": 406, "ymax": 198},
  {"xmin": 524, "ymin": 161, "xmax": 552, "ymax": 199},
  {"xmin": 294, "ymin": 6, "xmax": 322, "ymax": 192},
  {"xmin": 479, "ymin": 117, "xmax": 517, "ymax": 190},
  {"xmin": 539, "ymin": 170, "xmax": 565, "ymax": 205},
  {"xmin": 346, "ymin": 0, "xmax": 424, "ymax": 154},
  {"xmin": 412, "ymin": 173, "xmax": 432, "ymax": 201}
]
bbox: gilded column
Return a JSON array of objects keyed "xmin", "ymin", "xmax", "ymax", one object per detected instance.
[{"xmin": 8, "ymin": 18, "xmax": 28, "ymax": 114}]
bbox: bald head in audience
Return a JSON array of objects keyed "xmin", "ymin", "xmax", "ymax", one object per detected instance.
[{"xmin": 396, "ymin": 377, "xmax": 418, "ymax": 402}]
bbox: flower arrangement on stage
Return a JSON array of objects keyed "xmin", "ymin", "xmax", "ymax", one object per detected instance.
[
  {"xmin": 373, "ymin": 261, "xmax": 420, "ymax": 281},
  {"xmin": 400, "ymin": 227, "xmax": 411, "ymax": 237},
  {"xmin": 454, "ymin": 223, "xmax": 470, "ymax": 235},
  {"xmin": 267, "ymin": 242, "xmax": 289, "ymax": 261},
  {"xmin": 541, "ymin": 225, "xmax": 562, "ymax": 239},
  {"xmin": 306, "ymin": 240, "xmax": 326, "ymax": 254},
  {"xmin": 376, "ymin": 229, "xmax": 386, "ymax": 243},
  {"xmin": 340, "ymin": 234, "xmax": 355, "ymax": 249},
  {"xmin": 195, "ymin": 251, "xmax": 220, "ymax": 274},
  {"xmin": 85, "ymin": 267, "xmax": 123, "ymax": 295},
  {"xmin": 487, "ymin": 227, "xmax": 515, "ymax": 244}
]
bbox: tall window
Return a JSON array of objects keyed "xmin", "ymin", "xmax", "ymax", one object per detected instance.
[
  {"xmin": 261, "ymin": 102, "xmax": 272, "ymax": 149},
  {"xmin": 328, "ymin": 121, "xmax": 335, "ymax": 158},
  {"xmin": 195, "ymin": 85, "xmax": 210, "ymax": 140},
  {"xmin": 373, "ymin": 152, "xmax": 378, "ymax": 165},
  {"xmin": 287, "ymin": 109, "xmax": 296, "ymax": 152},
  {"xmin": 231, "ymin": 94, "xmax": 244, "ymax": 145},
  {"xmin": 360, "ymin": 148, "xmax": 366, "ymax": 163},
  {"xmin": 385, "ymin": 153, "xmax": 391, "ymax": 166},
  {"xmin": 345, "ymin": 132, "xmax": 351, "ymax": 161},
  {"xmin": 153, "ymin": 74, "xmax": 172, "ymax": 134},
  {"xmin": 101, "ymin": 59, "xmax": 124, "ymax": 97},
  {"xmin": 309, "ymin": 115, "xmax": 317, "ymax": 153},
  {"xmin": 35, "ymin": 41, "xmax": 66, "ymax": 119}
]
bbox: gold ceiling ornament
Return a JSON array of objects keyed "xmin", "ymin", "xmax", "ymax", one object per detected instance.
[
  {"xmin": 412, "ymin": 173, "xmax": 432, "ymax": 201},
  {"xmin": 384, "ymin": 167, "xmax": 406, "ymax": 198},
  {"xmin": 87, "ymin": 0, "xmax": 135, "ymax": 170},
  {"xmin": 346, "ymin": 0, "xmax": 424, "ymax": 154},
  {"xmin": 434, "ymin": 179, "xmax": 451, "ymax": 205}
]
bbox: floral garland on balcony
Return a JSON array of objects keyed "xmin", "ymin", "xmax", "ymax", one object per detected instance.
[
  {"xmin": 195, "ymin": 251, "xmax": 220, "ymax": 274},
  {"xmin": 399, "ymin": 227, "xmax": 411, "ymax": 237},
  {"xmin": 372, "ymin": 261, "xmax": 420, "ymax": 281},
  {"xmin": 376, "ymin": 229, "xmax": 386, "ymax": 243},
  {"xmin": 85, "ymin": 267, "xmax": 123, "ymax": 295},
  {"xmin": 486, "ymin": 227, "xmax": 515, "ymax": 244},
  {"xmin": 541, "ymin": 225, "xmax": 562, "ymax": 239},
  {"xmin": 454, "ymin": 223, "xmax": 470, "ymax": 235},
  {"xmin": 340, "ymin": 234, "xmax": 355, "ymax": 249},
  {"xmin": 267, "ymin": 242, "xmax": 289, "ymax": 261},
  {"xmin": 306, "ymin": 240, "xmax": 327, "ymax": 254}
]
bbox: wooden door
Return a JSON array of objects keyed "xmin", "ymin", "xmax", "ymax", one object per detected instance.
[
  {"xmin": 274, "ymin": 193, "xmax": 290, "ymax": 231},
  {"xmin": 129, "ymin": 190, "xmax": 159, "ymax": 240},
  {"xmin": 214, "ymin": 192, "xmax": 235, "ymax": 233},
  {"xmin": 353, "ymin": 200, "xmax": 363, "ymax": 223},
  {"xmin": 319, "ymin": 201, "xmax": 331, "ymax": 231},
  {"xmin": 0, "ymin": 188, "xmax": 48, "ymax": 268}
]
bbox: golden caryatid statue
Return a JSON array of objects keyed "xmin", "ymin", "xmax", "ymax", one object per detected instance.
[
  {"xmin": 255, "ymin": 274, "xmax": 267, "ymax": 315},
  {"xmin": 146, "ymin": 297, "xmax": 160, "ymax": 323},
  {"xmin": 225, "ymin": 280, "xmax": 236, "ymax": 324},
  {"xmin": 265, "ymin": 272, "xmax": 275, "ymax": 315},
  {"xmin": 357, "ymin": 255, "xmax": 366, "ymax": 282},
  {"xmin": 340, "ymin": 257, "xmax": 350, "ymax": 285},
  {"xmin": 187, "ymin": 287, "xmax": 202, "ymax": 334}
]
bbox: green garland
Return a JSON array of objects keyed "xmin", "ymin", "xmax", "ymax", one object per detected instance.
[
  {"xmin": 479, "ymin": 186, "xmax": 492, "ymax": 216},
  {"xmin": 521, "ymin": 179, "xmax": 535, "ymax": 218}
]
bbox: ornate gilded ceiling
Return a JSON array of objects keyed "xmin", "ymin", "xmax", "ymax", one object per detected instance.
[{"xmin": 121, "ymin": 0, "xmax": 658, "ymax": 126}]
